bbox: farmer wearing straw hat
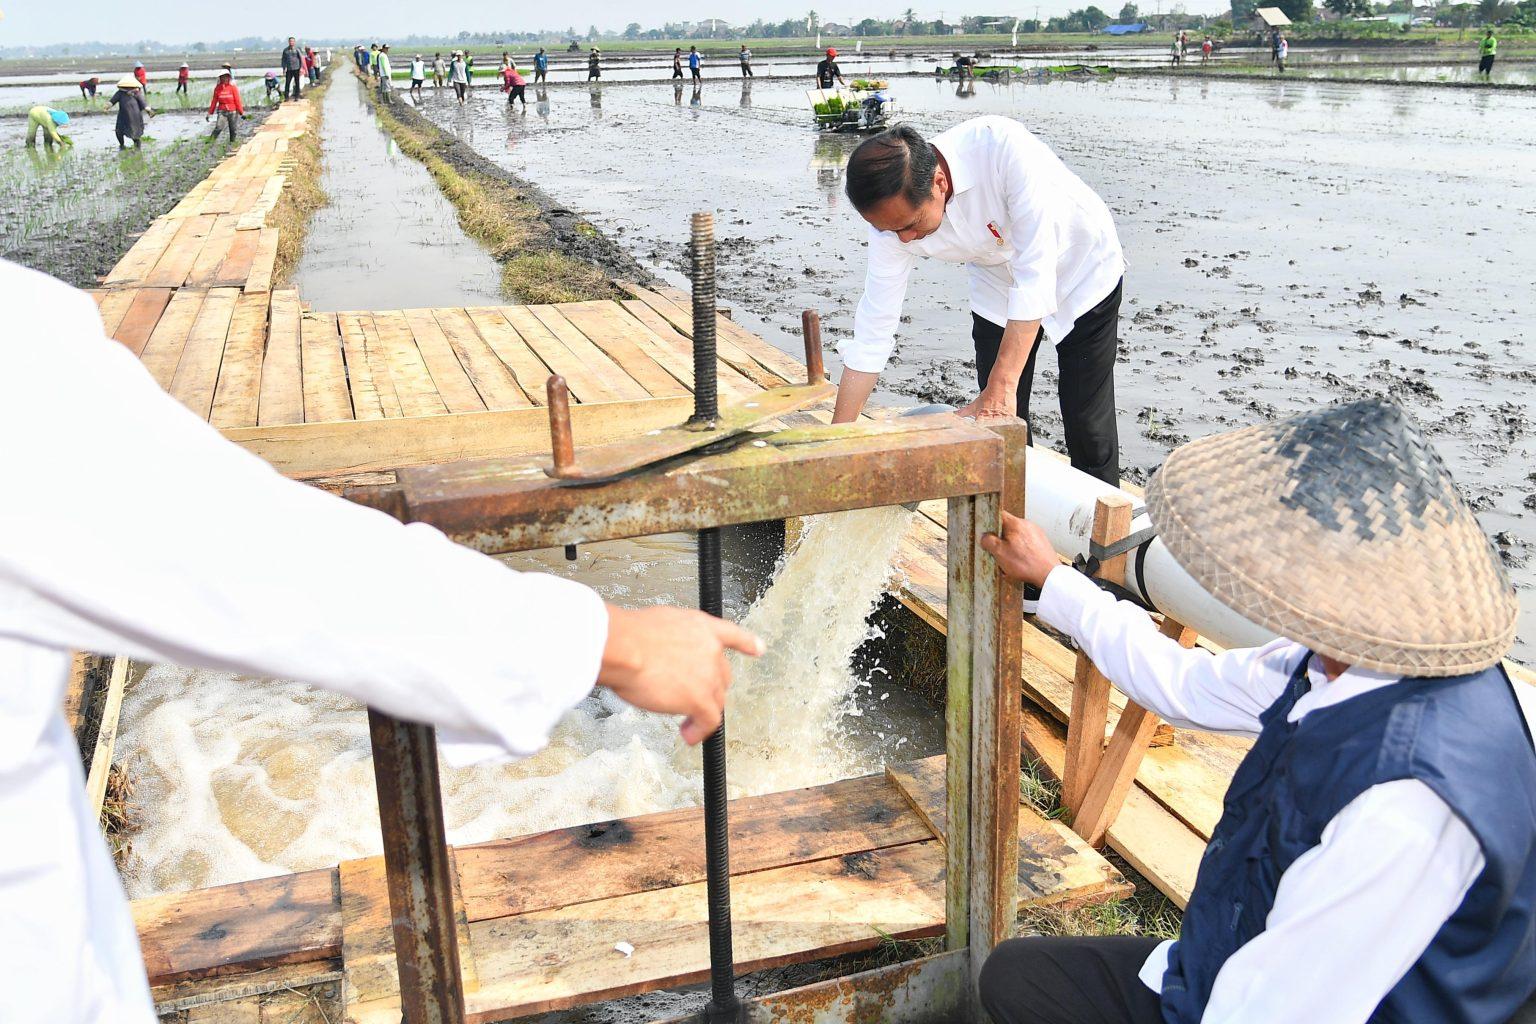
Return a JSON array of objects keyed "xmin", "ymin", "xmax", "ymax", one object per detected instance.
[
  {"xmin": 175, "ymin": 62, "xmax": 190, "ymax": 96},
  {"xmin": 206, "ymin": 65, "xmax": 247, "ymax": 144},
  {"xmin": 24, "ymin": 106, "xmax": 73, "ymax": 149},
  {"xmin": 978, "ymin": 398, "xmax": 1536, "ymax": 1024},
  {"xmin": 108, "ymin": 77, "xmax": 152, "ymax": 150}
]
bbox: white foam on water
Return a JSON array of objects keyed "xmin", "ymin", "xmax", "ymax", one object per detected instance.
[{"xmin": 116, "ymin": 508, "xmax": 915, "ymax": 898}]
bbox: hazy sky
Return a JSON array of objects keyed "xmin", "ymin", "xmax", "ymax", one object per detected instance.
[{"xmin": 4, "ymin": 0, "xmax": 1224, "ymax": 47}]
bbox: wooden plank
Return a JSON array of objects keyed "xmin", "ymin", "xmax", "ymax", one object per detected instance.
[
  {"xmin": 244, "ymin": 228, "xmax": 280, "ymax": 294},
  {"xmin": 1063, "ymin": 496, "xmax": 1134, "ymax": 816},
  {"xmin": 458, "ymin": 841, "xmax": 948, "ymax": 1023},
  {"xmin": 553, "ymin": 301, "xmax": 690, "ymax": 399},
  {"xmin": 432, "ymin": 307, "xmax": 533, "ymax": 410},
  {"xmin": 338, "ymin": 314, "xmax": 387, "ymax": 421},
  {"xmin": 500, "ymin": 306, "xmax": 614, "ymax": 405},
  {"xmin": 885, "ymin": 756, "xmax": 1128, "ymax": 904},
  {"xmin": 210, "ymin": 291, "xmax": 271, "ymax": 430},
  {"xmin": 223, "ymin": 397, "xmax": 695, "ymax": 479},
  {"xmin": 139, "ymin": 289, "xmax": 207, "ymax": 390},
  {"xmin": 463, "ymin": 307, "xmax": 553, "ymax": 405},
  {"xmin": 104, "ymin": 217, "xmax": 183, "ymax": 286},
  {"xmin": 170, "ymin": 287, "xmax": 239, "ymax": 421},
  {"xmin": 145, "ymin": 214, "xmax": 218, "ymax": 288},
  {"xmin": 615, "ymin": 298, "xmax": 758, "ymax": 400},
  {"xmin": 1021, "ymin": 705, "xmax": 1202, "ymax": 908},
  {"xmin": 403, "ymin": 307, "xmax": 486, "ymax": 414},
  {"xmin": 943, "ymin": 494, "xmax": 975, "ymax": 952},
  {"xmin": 355, "ymin": 314, "xmax": 405, "ymax": 419},
  {"xmin": 110, "ymin": 287, "xmax": 174, "ymax": 357},
  {"xmin": 258, "ymin": 290, "xmax": 304, "ymax": 426},
  {"xmin": 132, "ymin": 868, "xmax": 341, "ymax": 985},
  {"xmin": 616, "ymin": 283, "xmax": 786, "ymax": 390},
  {"xmin": 185, "ymin": 216, "xmax": 240, "ymax": 287},
  {"xmin": 657, "ymin": 285, "xmax": 814, "ymax": 387},
  {"xmin": 299, "ymin": 313, "xmax": 353, "ymax": 423},
  {"xmin": 213, "ymin": 226, "xmax": 262, "ymax": 287},
  {"xmin": 187, "ymin": 998, "xmax": 261, "ymax": 1024},
  {"xmin": 527, "ymin": 305, "xmax": 652, "ymax": 402},
  {"xmin": 83, "ymin": 657, "xmax": 128, "ymax": 819},
  {"xmin": 338, "ymin": 857, "xmax": 396, "ymax": 1012},
  {"xmin": 372, "ymin": 310, "xmax": 450, "ymax": 418},
  {"xmin": 455, "ymin": 772, "xmax": 933, "ymax": 923},
  {"xmin": 94, "ymin": 289, "xmax": 139, "ymax": 336}
]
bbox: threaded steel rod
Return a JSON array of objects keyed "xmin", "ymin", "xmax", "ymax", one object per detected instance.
[{"xmin": 691, "ymin": 210, "xmax": 737, "ymax": 1020}]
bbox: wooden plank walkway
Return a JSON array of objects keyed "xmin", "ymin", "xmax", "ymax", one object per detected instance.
[{"xmin": 99, "ymin": 101, "xmax": 307, "ymax": 294}]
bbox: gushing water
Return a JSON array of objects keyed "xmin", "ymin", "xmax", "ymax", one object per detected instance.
[{"xmin": 116, "ymin": 507, "xmax": 919, "ymax": 898}]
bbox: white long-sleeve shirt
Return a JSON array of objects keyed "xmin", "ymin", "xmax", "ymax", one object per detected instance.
[
  {"xmin": 1038, "ymin": 566, "xmax": 1536, "ymax": 1024},
  {"xmin": 842, "ymin": 115, "xmax": 1125, "ymax": 374},
  {"xmin": 0, "ymin": 260, "xmax": 609, "ymax": 1023}
]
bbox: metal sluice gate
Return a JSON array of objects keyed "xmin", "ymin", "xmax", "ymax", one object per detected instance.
[{"xmin": 352, "ymin": 213, "xmax": 1029, "ymax": 1024}]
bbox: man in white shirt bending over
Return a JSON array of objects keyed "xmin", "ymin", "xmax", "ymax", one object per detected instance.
[
  {"xmin": 0, "ymin": 258, "xmax": 762, "ymax": 1024},
  {"xmin": 977, "ymin": 397, "xmax": 1536, "ymax": 1024},
  {"xmin": 833, "ymin": 117, "xmax": 1126, "ymax": 486}
]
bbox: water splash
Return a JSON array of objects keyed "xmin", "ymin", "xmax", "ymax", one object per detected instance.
[{"xmin": 116, "ymin": 508, "xmax": 916, "ymax": 898}]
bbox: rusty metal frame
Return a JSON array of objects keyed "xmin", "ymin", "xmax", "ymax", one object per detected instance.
[{"xmin": 354, "ymin": 407, "xmax": 1027, "ymax": 1023}]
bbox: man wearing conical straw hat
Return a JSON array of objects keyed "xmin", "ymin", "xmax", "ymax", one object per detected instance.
[{"xmin": 978, "ymin": 398, "xmax": 1535, "ymax": 1023}]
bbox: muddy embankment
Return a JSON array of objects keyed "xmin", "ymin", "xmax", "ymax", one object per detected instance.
[{"xmin": 354, "ymin": 71, "xmax": 650, "ymax": 301}]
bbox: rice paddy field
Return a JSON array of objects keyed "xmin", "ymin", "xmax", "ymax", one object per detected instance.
[{"xmin": 0, "ymin": 111, "xmax": 263, "ymax": 287}]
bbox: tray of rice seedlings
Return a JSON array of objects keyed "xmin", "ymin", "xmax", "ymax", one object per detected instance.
[{"xmin": 848, "ymin": 78, "xmax": 889, "ymax": 91}]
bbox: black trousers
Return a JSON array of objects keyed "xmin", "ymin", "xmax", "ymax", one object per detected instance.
[
  {"xmin": 972, "ymin": 278, "xmax": 1122, "ymax": 486},
  {"xmin": 979, "ymin": 935, "xmax": 1163, "ymax": 1024},
  {"xmin": 283, "ymin": 69, "xmax": 301, "ymax": 99}
]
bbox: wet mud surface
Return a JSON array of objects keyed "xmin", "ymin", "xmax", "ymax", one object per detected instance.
[
  {"xmin": 1, "ymin": 109, "xmax": 272, "ymax": 288},
  {"xmin": 418, "ymin": 75, "xmax": 1536, "ymax": 658}
]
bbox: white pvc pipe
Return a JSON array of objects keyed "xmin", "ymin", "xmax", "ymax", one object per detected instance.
[{"xmin": 1023, "ymin": 448, "xmax": 1273, "ymax": 651}]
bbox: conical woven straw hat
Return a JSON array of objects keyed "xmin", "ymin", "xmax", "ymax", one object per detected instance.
[{"xmin": 1145, "ymin": 399, "xmax": 1516, "ymax": 676}]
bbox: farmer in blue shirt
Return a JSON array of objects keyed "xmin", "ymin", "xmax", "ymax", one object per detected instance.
[
  {"xmin": 534, "ymin": 48, "xmax": 549, "ymax": 82},
  {"xmin": 689, "ymin": 45, "xmax": 702, "ymax": 80}
]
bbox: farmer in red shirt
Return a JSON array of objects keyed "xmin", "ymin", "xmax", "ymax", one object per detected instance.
[
  {"xmin": 501, "ymin": 61, "xmax": 527, "ymax": 108},
  {"xmin": 133, "ymin": 61, "xmax": 148, "ymax": 90},
  {"xmin": 176, "ymin": 63, "xmax": 190, "ymax": 96},
  {"xmin": 207, "ymin": 65, "xmax": 248, "ymax": 144}
]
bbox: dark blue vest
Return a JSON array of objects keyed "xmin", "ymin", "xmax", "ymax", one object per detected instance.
[{"xmin": 1161, "ymin": 658, "xmax": 1536, "ymax": 1024}]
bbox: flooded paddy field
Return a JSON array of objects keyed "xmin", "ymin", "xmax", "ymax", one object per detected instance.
[
  {"xmin": 416, "ymin": 73, "xmax": 1536, "ymax": 658},
  {"xmin": 0, "ymin": 110, "xmax": 268, "ymax": 286}
]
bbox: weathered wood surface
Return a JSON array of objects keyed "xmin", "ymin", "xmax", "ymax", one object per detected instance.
[
  {"xmin": 454, "ymin": 772, "xmax": 933, "ymax": 922},
  {"xmin": 133, "ymin": 869, "xmax": 341, "ymax": 985}
]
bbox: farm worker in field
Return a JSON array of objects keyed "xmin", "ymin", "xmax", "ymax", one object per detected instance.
[
  {"xmin": 449, "ymin": 51, "xmax": 470, "ymax": 103},
  {"xmin": 1170, "ymin": 34, "xmax": 1182, "ymax": 65},
  {"xmin": 433, "ymin": 52, "xmax": 447, "ymax": 87},
  {"xmin": 305, "ymin": 47, "xmax": 319, "ymax": 84},
  {"xmin": 0, "ymin": 255, "xmax": 763, "ymax": 1024},
  {"xmin": 24, "ymin": 106, "xmax": 72, "ymax": 149},
  {"xmin": 1276, "ymin": 34, "xmax": 1289, "ymax": 72},
  {"xmin": 77, "ymin": 75, "xmax": 100, "ymax": 100},
  {"xmin": 353, "ymin": 43, "xmax": 367, "ymax": 72},
  {"xmin": 376, "ymin": 45, "xmax": 393, "ymax": 103},
  {"xmin": 588, "ymin": 47, "xmax": 602, "ymax": 81},
  {"xmin": 688, "ymin": 45, "xmax": 702, "ymax": 80},
  {"xmin": 1201, "ymin": 35, "xmax": 1213, "ymax": 63},
  {"xmin": 502, "ymin": 61, "xmax": 527, "ymax": 108},
  {"xmin": 281, "ymin": 36, "xmax": 303, "ymax": 99},
  {"xmin": 133, "ymin": 61, "xmax": 147, "ymax": 90},
  {"xmin": 175, "ymin": 62, "xmax": 189, "ymax": 96},
  {"xmin": 977, "ymin": 398, "xmax": 1536, "ymax": 1024},
  {"xmin": 673, "ymin": 47, "xmax": 685, "ymax": 78},
  {"xmin": 264, "ymin": 69, "xmax": 281, "ymax": 102},
  {"xmin": 534, "ymin": 47, "xmax": 549, "ymax": 82},
  {"xmin": 206, "ymin": 65, "xmax": 248, "ymax": 144},
  {"xmin": 816, "ymin": 47, "xmax": 845, "ymax": 88},
  {"xmin": 410, "ymin": 55, "xmax": 426, "ymax": 99},
  {"xmin": 108, "ymin": 78, "xmax": 152, "ymax": 149},
  {"xmin": 836, "ymin": 118, "xmax": 1126, "ymax": 488},
  {"xmin": 739, "ymin": 44, "xmax": 753, "ymax": 77},
  {"xmin": 1479, "ymin": 29, "xmax": 1497, "ymax": 77}
]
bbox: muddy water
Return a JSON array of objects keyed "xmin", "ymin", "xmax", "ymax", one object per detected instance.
[
  {"xmin": 291, "ymin": 75, "xmax": 505, "ymax": 311},
  {"xmin": 117, "ymin": 510, "xmax": 942, "ymax": 897},
  {"xmin": 421, "ymin": 75, "xmax": 1536, "ymax": 659}
]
